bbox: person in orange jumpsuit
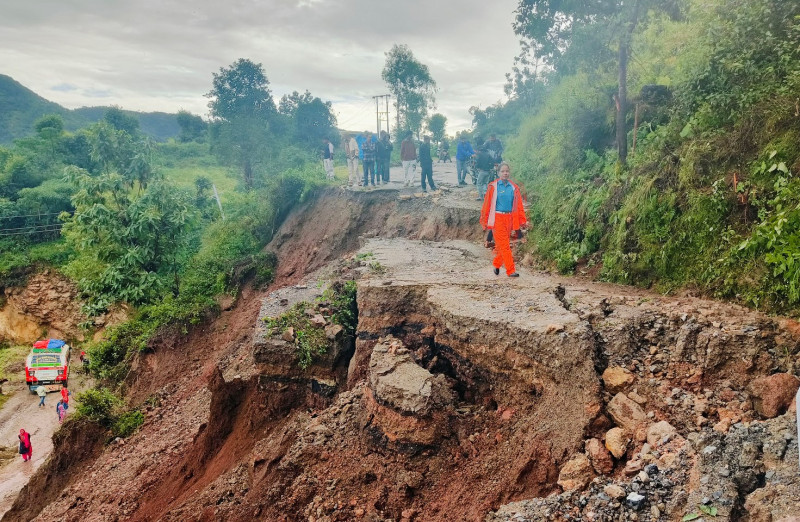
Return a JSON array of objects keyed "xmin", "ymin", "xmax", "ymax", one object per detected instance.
[{"xmin": 480, "ymin": 162, "xmax": 527, "ymax": 277}]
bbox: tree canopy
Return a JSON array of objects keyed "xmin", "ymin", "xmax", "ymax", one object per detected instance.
[{"xmin": 382, "ymin": 45, "xmax": 437, "ymax": 136}]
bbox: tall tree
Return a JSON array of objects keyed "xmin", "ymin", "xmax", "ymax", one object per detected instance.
[
  {"xmin": 206, "ymin": 58, "xmax": 276, "ymax": 188},
  {"xmin": 427, "ymin": 113, "xmax": 447, "ymax": 142},
  {"xmin": 278, "ymin": 90, "xmax": 338, "ymax": 145},
  {"xmin": 512, "ymin": 0, "xmax": 684, "ymax": 164},
  {"xmin": 382, "ymin": 45, "xmax": 437, "ymax": 135},
  {"xmin": 176, "ymin": 110, "xmax": 207, "ymax": 143}
]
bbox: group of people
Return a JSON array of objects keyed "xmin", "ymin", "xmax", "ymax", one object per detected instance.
[
  {"xmin": 327, "ymin": 129, "xmax": 526, "ymax": 277},
  {"xmin": 324, "ymin": 130, "xmax": 441, "ymax": 192},
  {"xmin": 21, "ymin": 385, "xmax": 71, "ymax": 463}
]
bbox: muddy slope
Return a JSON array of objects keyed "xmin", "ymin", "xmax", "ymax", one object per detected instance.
[{"xmin": 7, "ymin": 188, "xmax": 800, "ymax": 522}]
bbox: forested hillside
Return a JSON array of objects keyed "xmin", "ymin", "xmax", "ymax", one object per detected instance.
[
  {"xmin": 476, "ymin": 0, "xmax": 800, "ymax": 314},
  {"xmin": 0, "ymin": 74, "xmax": 179, "ymax": 143}
]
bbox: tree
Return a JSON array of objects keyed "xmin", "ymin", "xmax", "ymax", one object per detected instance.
[
  {"xmin": 62, "ymin": 122, "xmax": 195, "ymax": 312},
  {"xmin": 104, "ymin": 106, "xmax": 140, "ymax": 135},
  {"xmin": 206, "ymin": 59, "xmax": 277, "ymax": 188},
  {"xmin": 176, "ymin": 110, "xmax": 207, "ymax": 143},
  {"xmin": 512, "ymin": 0, "xmax": 684, "ymax": 164},
  {"xmin": 278, "ymin": 90, "xmax": 338, "ymax": 145},
  {"xmin": 427, "ymin": 113, "xmax": 447, "ymax": 142},
  {"xmin": 382, "ymin": 45, "xmax": 437, "ymax": 135}
]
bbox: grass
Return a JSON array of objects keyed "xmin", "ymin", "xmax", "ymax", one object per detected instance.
[
  {"xmin": 0, "ymin": 344, "xmax": 30, "ymax": 408},
  {"xmin": 161, "ymin": 164, "xmax": 240, "ymax": 205}
]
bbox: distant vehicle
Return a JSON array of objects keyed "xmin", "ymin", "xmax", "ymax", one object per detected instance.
[{"xmin": 25, "ymin": 339, "xmax": 71, "ymax": 392}]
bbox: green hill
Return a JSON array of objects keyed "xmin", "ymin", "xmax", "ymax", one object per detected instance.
[{"xmin": 0, "ymin": 74, "xmax": 181, "ymax": 143}]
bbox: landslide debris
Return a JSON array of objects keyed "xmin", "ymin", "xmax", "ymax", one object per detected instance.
[{"xmin": 7, "ymin": 189, "xmax": 800, "ymax": 522}]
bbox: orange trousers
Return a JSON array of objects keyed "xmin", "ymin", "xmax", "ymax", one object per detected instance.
[{"xmin": 492, "ymin": 213, "xmax": 515, "ymax": 275}]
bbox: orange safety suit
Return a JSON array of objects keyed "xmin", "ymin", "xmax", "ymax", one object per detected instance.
[{"xmin": 480, "ymin": 179, "xmax": 527, "ymax": 275}]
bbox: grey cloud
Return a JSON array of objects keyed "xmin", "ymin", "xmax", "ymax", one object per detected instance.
[{"xmin": 1, "ymin": 0, "xmax": 521, "ymax": 132}]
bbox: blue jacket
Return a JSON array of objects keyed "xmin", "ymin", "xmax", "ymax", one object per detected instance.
[{"xmin": 456, "ymin": 141, "xmax": 474, "ymax": 161}]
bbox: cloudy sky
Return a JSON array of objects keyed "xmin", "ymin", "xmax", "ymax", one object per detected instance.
[{"xmin": 1, "ymin": 0, "xmax": 522, "ymax": 134}]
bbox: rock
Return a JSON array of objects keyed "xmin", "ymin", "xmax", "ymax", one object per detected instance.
[
  {"xmin": 624, "ymin": 460, "xmax": 643, "ymax": 476},
  {"xmin": 311, "ymin": 314, "xmax": 327, "ymax": 327},
  {"xmin": 602, "ymin": 367, "xmax": 635, "ymax": 393},
  {"xmin": 557, "ymin": 454, "xmax": 594, "ymax": 491},
  {"xmin": 607, "ymin": 393, "xmax": 647, "ymax": 431},
  {"xmin": 585, "ymin": 438, "xmax": 614, "ymax": 475},
  {"xmin": 646, "ymin": 420, "xmax": 678, "ymax": 447},
  {"xmin": 604, "ymin": 484, "xmax": 626, "ymax": 500},
  {"xmin": 626, "ymin": 492, "xmax": 646, "ymax": 510},
  {"xmin": 368, "ymin": 340, "xmax": 455, "ymax": 415},
  {"xmin": 546, "ymin": 324, "xmax": 564, "ymax": 334},
  {"xmin": 748, "ymin": 373, "xmax": 800, "ymax": 418},
  {"xmin": 282, "ymin": 327, "xmax": 295, "ymax": 342},
  {"xmin": 324, "ymin": 324, "xmax": 343, "ymax": 341},
  {"xmin": 605, "ymin": 427, "xmax": 629, "ymax": 459}
]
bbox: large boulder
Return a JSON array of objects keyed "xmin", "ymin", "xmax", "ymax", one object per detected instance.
[
  {"xmin": 602, "ymin": 367, "xmax": 635, "ymax": 394},
  {"xmin": 368, "ymin": 338, "xmax": 455, "ymax": 416},
  {"xmin": 557, "ymin": 454, "xmax": 594, "ymax": 491}
]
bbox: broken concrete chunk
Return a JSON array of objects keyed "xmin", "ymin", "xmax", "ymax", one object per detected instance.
[
  {"xmin": 602, "ymin": 366, "xmax": 635, "ymax": 393},
  {"xmin": 368, "ymin": 339, "xmax": 455, "ymax": 416},
  {"xmin": 607, "ymin": 392, "xmax": 647, "ymax": 431},
  {"xmin": 748, "ymin": 373, "xmax": 800, "ymax": 419}
]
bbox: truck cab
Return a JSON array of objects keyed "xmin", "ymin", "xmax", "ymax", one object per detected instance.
[{"xmin": 25, "ymin": 339, "xmax": 70, "ymax": 392}]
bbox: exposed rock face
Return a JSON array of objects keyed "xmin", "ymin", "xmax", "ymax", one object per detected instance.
[
  {"xmin": 0, "ymin": 271, "xmax": 86, "ymax": 343},
  {"xmin": 749, "ymin": 373, "xmax": 800, "ymax": 419}
]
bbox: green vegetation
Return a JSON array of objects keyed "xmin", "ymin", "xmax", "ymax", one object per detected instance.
[
  {"xmin": 0, "ymin": 344, "xmax": 29, "ymax": 409},
  {"xmin": 73, "ymin": 387, "xmax": 144, "ymax": 439},
  {"xmin": 494, "ymin": 0, "xmax": 800, "ymax": 314},
  {"xmin": 382, "ymin": 45, "xmax": 437, "ymax": 136},
  {"xmin": 265, "ymin": 280, "xmax": 357, "ymax": 369}
]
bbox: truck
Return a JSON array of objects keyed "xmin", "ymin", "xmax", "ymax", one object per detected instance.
[{"xmin": 25, "ymin": 339, "xmax": 71, "ymax": 392}]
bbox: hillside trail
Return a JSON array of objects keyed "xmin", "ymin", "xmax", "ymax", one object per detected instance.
[{"xmin": 0, "ymin": 363, "xmax": 92, "ymax": 518}]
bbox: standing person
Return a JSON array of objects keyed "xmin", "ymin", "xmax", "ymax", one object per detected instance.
[
  {"xmin": 18, "ymin": 429, "xmax": 32, "ymax": 462},
  {"xmin": 480, "ymin": 163, "xmax": 527, "ymax": 277},
  {"xmin": 37, "ymin": 384, "xmax": 46, "ymax": 408},
  {"xmin": 56, "ymin": 399, "xmax": 67, "ymax": 423},
  {"xmin": 419, "ymin": 136, "xmax": 436, "ymax": 192},
  {"xmin": 376, "ymin": 131, "xmax": 393, "ymax": 184},
  {"xmin": 485, "ymin": 133, "xmax": 504, "ymax": 167},
  {"xmin": 474, "ymin": 145, "xmax": 494, "ymax": 201},
  {"xmin": 361, "ymin": 132, "xmax": 377, "ymax": 187},
  {"xmin": 400, "ymin": 131, "xmax": 417, "ymax": 187},
  {"xmin": 321, "ymin": 138, "xmax": 335, "ymax": 180},
  {"xmin": 344, "ymin": 134, "xmax": 360, "ymax": 187},
  {"xmin": 60, "ymin": 386, "xmax": 70, "ymax": 411},
  {"xmin": 456, "ymin": 136, "xmax": 475, "ymax": 185}
]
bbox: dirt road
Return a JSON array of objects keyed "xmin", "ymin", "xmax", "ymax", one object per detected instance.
[{"xmin": 0, "ymin": 366, "xmax": 92, "ymax": 518}]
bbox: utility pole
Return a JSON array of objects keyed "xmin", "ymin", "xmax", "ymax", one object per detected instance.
[{"xmin": 372, "ymin": 94, "xmax": 391, "ymax": 137}]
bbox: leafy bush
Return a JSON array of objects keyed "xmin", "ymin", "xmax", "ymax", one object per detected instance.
[
  {"xmin": 74, "ymin": 388, "xmax": 144, "ymax": 438},
  {"xmin": 112, "ymin": 409, "xmax": 145, "ymax": 438}
]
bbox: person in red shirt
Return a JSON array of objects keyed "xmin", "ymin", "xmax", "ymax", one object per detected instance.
[
  {"xmin": 19, "ymin": 429, "xmax": 32, "ymax": 462},
  {"xmin": 61, "ymin": 387, "xmax": 70, "ymax": 410},
  {"xmin": 480, "ymin": 163, "xmax": 527, "ymax": 277}
]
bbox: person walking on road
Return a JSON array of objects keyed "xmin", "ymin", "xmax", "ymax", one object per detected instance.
[
  {"xmin": 400, "ymin": 131, "xmax": 417, "ymax": 187},
  {"xmin": 18, "ymin": 429, "xmax": 32, "ymax": 462},
  {"xmin": 37, "ymin": 385, "xmax": 47, "ymax": 408},
  {"xmin": 56, "ymin": 399, "xmax": 67, "ymax": 423},
  {"xmin": 456, "ymin": 136, "xmax": 475, "ymax": 185},
  {"xmin": 480, "ymin": 162, "xmax": 527, "ymax": 277},
  {"xmin": 419, "ymin": 136, "xmax": 436, "ymax": 192}
]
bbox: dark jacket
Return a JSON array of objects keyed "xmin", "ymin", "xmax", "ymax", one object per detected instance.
[{"xmin": 419, "ymin": 141, "xmax": 433, "ymax": 164}]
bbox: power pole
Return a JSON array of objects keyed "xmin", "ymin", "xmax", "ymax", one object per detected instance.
[{"xmin": 372, "ymin": 94, "xmax": 391, "ymax": 137}]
